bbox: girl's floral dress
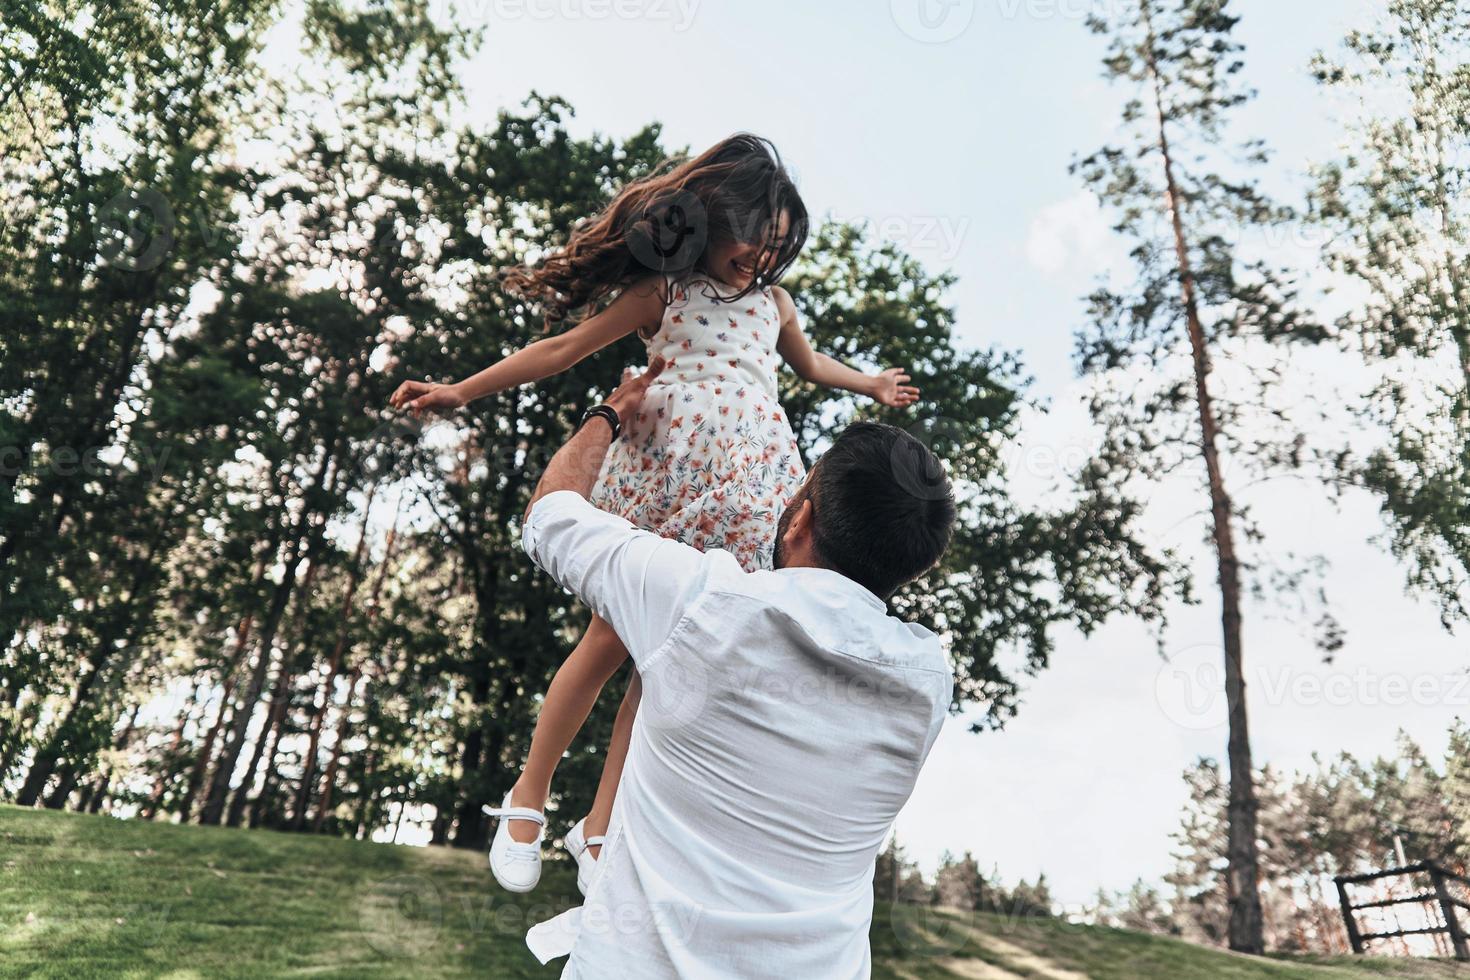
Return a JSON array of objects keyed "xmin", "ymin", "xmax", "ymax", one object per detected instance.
[{"xmin": 590, "ymin": 278, "xmax": 806, "ymax": 571}]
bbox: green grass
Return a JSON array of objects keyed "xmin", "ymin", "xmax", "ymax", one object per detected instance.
[{"xmin": 1, "ymin": 806, "xmax": 1462, "ymax": 979}]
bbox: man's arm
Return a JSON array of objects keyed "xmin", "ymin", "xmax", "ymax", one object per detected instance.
[
  {"xmin": 524, "ymin": 356, "xmax": 666, "ymax": 522},
  {"xmin": 521, "ymin": 494, "xmax": 708, "ymax": 661},
  {"xmin": 518, "ymin": 356, "xmax": 712, "ymax": 662}
]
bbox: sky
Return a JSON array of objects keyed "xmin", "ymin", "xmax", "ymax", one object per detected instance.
[{"xmin": 271, "ymin": 0, "xmax": 1468, "ymax": 907}]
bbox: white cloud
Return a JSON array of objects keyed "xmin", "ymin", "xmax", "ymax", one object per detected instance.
[{"xmin": 1024, "ymin": 191, "xmax": 1114, "ymax": 278}]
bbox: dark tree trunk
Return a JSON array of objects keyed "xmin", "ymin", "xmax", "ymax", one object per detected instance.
[
  {"xmin": 242, "ymin": 667, "xmax": 294, "ymax": 828},
  {"xmin": 227, "ymin": 663, "xmax": 293, "ymax": 828},
  {"xmin": 228, "ymin": 533, "xmax": 333, "ymax": 828},
  {"xmin": 186, "ymin": 420, "xmax": 314, "ymax": 822},
  {"xmin": 355, "ymin": 755, "xmax": 383, "ymax": 839},
  {"xmin": 449, "ymin": 687, "xmax": 488, "ymax": 848},
  {"xmin": 289, "ymin": 492, "xmax": 381, "ymax": 828},
  {"xmin": 430, "ymin": 811, "xmax": 450, "ymax": 845},
  {"xmin": 44, "ymin": 763, "xmax": 80, "ymax": 810},
  {"xmin": 1141, "ymin": 0, "xmax": 1264, "ymax": 953},
  {"xmin": 311, "ymin": 666, "xmax": 362, "ymax": 832},
  {"xmin": 200, "ymin": 447, "xmax": 340, "ymax": 826},
  {"xmin": 180, "ymin": 651, "xmax": 242, "ymax": 818}
]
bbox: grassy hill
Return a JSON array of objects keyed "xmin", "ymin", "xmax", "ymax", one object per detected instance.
[{"xmin": 1, "ymin": 806, "xmax": 1462, "ymax": 979}]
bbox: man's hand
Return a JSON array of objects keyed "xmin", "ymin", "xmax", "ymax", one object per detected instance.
[{"xmin": 603, "ymin": 356, "xmax": 668, "ymax": 428}]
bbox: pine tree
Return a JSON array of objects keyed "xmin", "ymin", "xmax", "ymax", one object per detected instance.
[{"xmin": 1076, "ymin": 0, "xmax": 1327, "ymax": 952}]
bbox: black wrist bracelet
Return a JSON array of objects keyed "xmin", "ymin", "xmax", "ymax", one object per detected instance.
[{"xmin": 580, "ymin": 404, "xmax": 621, "ymax": 440}]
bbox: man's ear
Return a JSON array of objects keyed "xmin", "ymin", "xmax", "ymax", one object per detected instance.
[{"xmin": 786, "ymin": 497, "xmax": 814, "ymax": 545}]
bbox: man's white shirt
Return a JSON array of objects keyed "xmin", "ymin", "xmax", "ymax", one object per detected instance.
[{"xmin": 521, "ymin": 490, "xmax": 954, "ymax": 979}]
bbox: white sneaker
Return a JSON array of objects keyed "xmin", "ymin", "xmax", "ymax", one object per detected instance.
[
  {"xmin": 563, "ymin": 818, "xmax": 605, "ymax": 897},
  {"xmin": 483, "ymin": 792, "xmax": 546, "ymax": 893}
]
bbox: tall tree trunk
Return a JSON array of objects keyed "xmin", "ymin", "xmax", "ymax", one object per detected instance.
[
  {"xmin": 247, "ymin": 680, "xmax": 293, "ymax": 829},
  {"xmin": 144, "ymin": 683, "xmax": 201, "ymax": 820},
  {"xmin": 1142, "ymin": 0, "xmax": 1263, "ymax": 953},
  {"xmin": 181, "ymin": 421, "xmax": 306, "ymax": 820},
  {"xmin": 289, "ymin": 489, "xmax": 381, "ymax": 828},
  {"xmin": 179, "ymin": 617, "xmax": 252, "ymax": 818},
  {"xmin": 198, "ymin": 557, "xmax": 305, "ymax": 825},
  {"xmin": 311, "ymin": 665, "xmax": 362, "ymax": 832},
  {"xmin": 227, "ymin": 536, "xmax": 333, "ymax": 829},
  {"xmin": 356, "ymin": 756, "xmax": 384, "ymax": 839},
  {"xmin": 227, "ymin": 661, "xmax": 294, "ymax": 828},
  {"xmin": 200, "ymin": 447, "xmax": 340, "ymax": 825}
]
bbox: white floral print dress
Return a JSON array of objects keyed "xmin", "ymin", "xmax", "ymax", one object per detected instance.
[{"xmin": 589, "ymin": 278, "xmax": 806, "ymax": 572}]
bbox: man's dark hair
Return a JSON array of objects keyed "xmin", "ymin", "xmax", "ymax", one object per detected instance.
[{"xmin": 807, "ymin": 421, "xmax": 957, "ymax": 600}]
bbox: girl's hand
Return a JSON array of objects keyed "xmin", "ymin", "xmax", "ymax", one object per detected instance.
[
  {"xmin": 389, "ymin": 380, "xmax": 466, "ymax": 417},
  {"xmin": 870, "ymin": 368, "xmax": 921, "ymax": 408}
]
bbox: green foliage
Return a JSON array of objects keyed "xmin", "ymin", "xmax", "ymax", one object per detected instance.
[
  {"xmin": 0, "ymin": 0, "xmax": 284, "ymax": 801},
  {"xmin": 1311, "ymin": 0, "xmax": 1470, "ymax": 628},
  {"xmin": 2, "ymin": 0, "xmax": 1178, "ymax": 849}
]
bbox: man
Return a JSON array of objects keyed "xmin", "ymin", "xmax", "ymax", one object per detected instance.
[{"xmin": 518, "ymin": 358, "xmax": 957, "ymax": 978}]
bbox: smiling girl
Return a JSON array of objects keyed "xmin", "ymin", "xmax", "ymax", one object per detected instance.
[{"xmin": 389, "ymin": 134, "xmax": 920, "ymax": 893}]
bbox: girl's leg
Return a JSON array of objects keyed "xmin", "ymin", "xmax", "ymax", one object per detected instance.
[
  {"xmin": 581, "ymin": 672, "xmax": 642, "ymax": 858},
  {"xmin": 507, "ymin": 614, "xmax": 628, "ymax": 843}
]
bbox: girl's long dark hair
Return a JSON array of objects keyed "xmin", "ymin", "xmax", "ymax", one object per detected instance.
[{"xmin": 503, "ymin": 134, "xmax": 810, "ymax": 325}]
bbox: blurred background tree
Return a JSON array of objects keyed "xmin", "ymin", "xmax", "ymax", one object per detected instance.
[
  {"xmin": 1311, "ymin": 0, "xmax": 1470, "ymax": 630},
  {"xmin": 1, "ymin": 0, "xmax": 1182, "ymax": 850}
]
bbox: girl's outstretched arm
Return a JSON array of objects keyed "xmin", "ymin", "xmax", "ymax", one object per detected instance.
[
  {"xmin": 389, "ymin": 277, "xmax": 667, "ymax": 416},
  {"xmin": 772, "ymin": 286, "xmax": 921, "ymax": 408}
]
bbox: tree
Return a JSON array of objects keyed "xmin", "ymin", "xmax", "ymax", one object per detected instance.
[
  {"xmin": 1075, "ymin": 0, "xmax": 1328, "ymax": 952},
  {"xmin": 4, "ymin": 0, "xmax": 1184, "ymax": 845},
  {"xmin": 874, "ymin": 835, "xmax": 931, "ymax": 905},
  {"xmin": 0, "ymin": 0, "xmax": 281, "ymax": 799},
  {"xmin": 1165, "ymin": 734, "xmax": 1470, "ymax": 954},
  {"xmin": 933, "ymin": 851, "xmax": 987, "ymax": 910},
  {"xmin": 1311, "ymin": 0, "xmax": 1470, "ymax": 628}
]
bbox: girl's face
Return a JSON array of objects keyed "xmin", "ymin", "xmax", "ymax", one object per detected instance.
[{"xmin": 704, "ymin": 209, "xmax": 793, "ymax": 289}]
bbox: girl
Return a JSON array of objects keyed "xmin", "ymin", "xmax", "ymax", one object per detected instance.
[{"xmin": 389, "ymin": 134, "xmax": 919, "ymax": 893}]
